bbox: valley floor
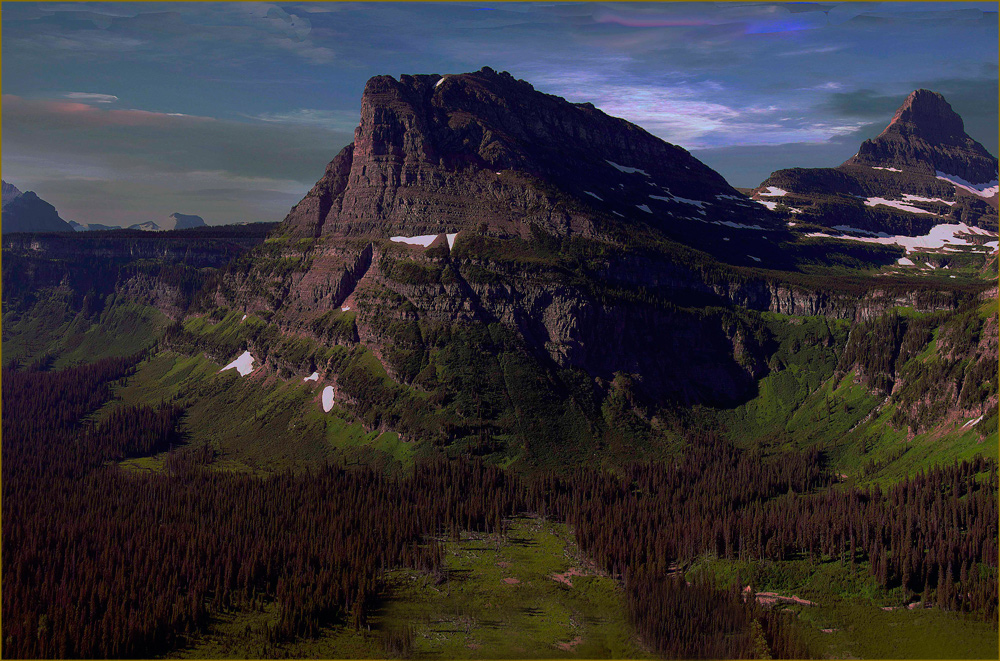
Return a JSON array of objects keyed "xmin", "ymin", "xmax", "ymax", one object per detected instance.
[{"xmin": 163, "ymin": 518, "xmax": 998, "ymax": 660}]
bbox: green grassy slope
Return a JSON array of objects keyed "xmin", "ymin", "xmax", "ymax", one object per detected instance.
[{"xmin": 2, "ymin": 290, "xmax": 168, "ymax": 369}]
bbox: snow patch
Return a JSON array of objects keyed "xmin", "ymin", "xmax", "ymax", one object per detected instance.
[
  {"xmin": 716, "ymin": 194, "xmax": 745, "ymax": 201},
  {"xmin": 935, "ymin": 171, "xmax": 1000, "ymax": 198},
  {"xmin": 304, "ymin": 372, "xmax": 319, "ymax": 382},
  {"xmin": 864, "ymin": 197, "xmax": 934, "ymax": 215},
  {"xmin": 612, "ymin": 211, "xmax": 624, "ymax": 217},
  {"xmin": 872, "ymin": 166, "xmax": 902, "ymax": 172},
  {"xmin": 584, "ymin": 191, "xmax": 603, "ymax": 200},
  {"xmin": 962, "ymin": 416, "xmax": 983, "ymax": 429},
  {"xmin": 748, "ymin": 255, "xmax": 762, "ymax": 262},
  {"xmin": 447, "ymin": 232, "xmax": 458, "ymax": 249},
  {"xmin": 636, "ymin": 204, "xmax": 652, "ymax": 214},
  {"xmin": 221, "ymin": 351, "xmax": 254, "ymax": 377},
  {"xmin": 806, "ymin": 222, "xmax": 996, "ymax": 254},
  {"xmin": 606, "ymin": 160, "xmax": 650, "ymax": 176},
  {"xmin": 650, "ymin": 193, "xmax": 707, "ymax": 208},
  {"xmin": 435, "ymin": 76, "xmax": 446, "ymax": 88},
  {"xmin": 391, "ymin": 234, "xmax": 439, "ymax": 247},
  {"xmin": 901, "ymin": 194, "xmax": 955, "ymax": 206},
  {"xmin": 986, "ymin": 241, "xmax": 999, "ymax": 252},
  {"xmin": 341, "ymin": 305, "xmax": 351, "ymax": 311},
  {"xmin": 896, "ymin": 257, "xmax": 915, "ymax": 266},
  {"xmin": 755, "ymin": 200, "xmax": 778, "ymax": 210},
  {"xmin": 758, "ymin": 186, "xmax": 788, "ymax": 197},
  {"xmin": 241, "ymin": 314, "xmax": 248, "ymax": 321},
  {"xmin": 715, "ymin": 220, "xmax": 766, "ymax": 231},
  {"xmin": 321, "ymin": 386, "xmax": 335, "ymax": 412}
]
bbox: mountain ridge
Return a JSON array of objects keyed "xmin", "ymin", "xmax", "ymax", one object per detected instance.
[{"xmin": 1, "ymin": 180, "xmax": 75, "ymax": 233}]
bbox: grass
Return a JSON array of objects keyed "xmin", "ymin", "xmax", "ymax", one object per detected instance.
[
  {"xmin": 165, "ymin": 517, "xmax": 650, "ymax": 659},
  {"xmin": 107, "ymin": 351, "xmax": 422, "ymax": 475},
  {"xmin": 688, "ymin": 554, "xmax": 999, "ymax": 659},
  {"xmin": 378, "ymin": 517, "xmax": 650, "ymax": 659}
]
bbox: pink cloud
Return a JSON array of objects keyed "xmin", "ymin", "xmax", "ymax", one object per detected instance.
[{"xmin": 3, "ymin": 95, "xmax": 214, "ymax": 128}]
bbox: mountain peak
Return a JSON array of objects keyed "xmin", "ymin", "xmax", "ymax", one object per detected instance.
[
  {"xmin": 2, "ymin": 180, "xmax": 24, "ymax": 208},
  {"xmin": 843, "ymin": 89, "xmax": 997, "ymax": 184},
  {"xmin": 282, "ymin": 68, "xmax": 772, "ymax": 239},
  {"xmin": 883, "ymin": 89, "xmax": 966, "ymax": 142}
]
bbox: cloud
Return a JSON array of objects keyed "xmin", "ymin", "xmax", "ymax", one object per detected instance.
[
  {"xmin": 63, "ymin": 92, "xmax": 119, "ymax": 103},
  {"xmin": 528, "ymin": 71, "xmax": 866, "ymax": 149},
  {"xmin": 3, "ymin": 96, "xmax": 215, "ymax": 128},
  {"xmin": 248, "ymin": 108, "xmax": 360, "ymax": 131},
  {"xmin": 6, "ymin": 2, "xmax": 337, "ymax": 66}
]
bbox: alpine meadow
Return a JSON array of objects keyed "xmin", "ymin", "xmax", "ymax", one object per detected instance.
[{"xmin": 1, "ymin": 2, "xmax": 998, "ymax": 659}]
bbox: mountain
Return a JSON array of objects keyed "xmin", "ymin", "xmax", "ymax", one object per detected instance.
[
  {"xmin": 129, "ymin": 221, "xmax": 162, "ymax": 232},
  {"xmin": 70, "ymin": 221, "xmax": 120, "ymax": 232},
  {"xmin": 190, "ymin": 69, "xmax": 995, "ymax": 469},
  {"xmin": 844, "ymin": 89, "xmax": 998, "ymax": 184},
  {"xmin": 283, "ymin": 67, "xmax": 779, "ymax": 242},
  {"xmin": 750, "ymin": 90, "xmax": 998, "ymax": 241},
  {"xmin": 127, "ymin": 214, "xmax": 208, "ymax": 232},
  {"xmin": 1, "ymin": 181, "xmax": 75, "ymax": 233},
  {"xmin": 160, "ymin": 212, "xmax": 207, "ymax": 231},
  {"xmin": 3, "ymin": 70, "xmax": 995, "ymax": 474},
  {"xmin": 3, "ymin": 180, "xmax": 23, "ymax": 207}
]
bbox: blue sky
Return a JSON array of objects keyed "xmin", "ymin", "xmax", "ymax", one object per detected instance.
[{"xmin": 2, "ymin": 2, "xmax": 996, "ymax": 226}]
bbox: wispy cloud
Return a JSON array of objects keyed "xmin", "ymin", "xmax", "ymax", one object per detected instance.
[
  {"xmin": 247, "ymin": 108, "xmax": 359, "ymax": 131},
  {"xmin": 3, "ymin": 95, "xmax": 214, "ymax": 128},
  {"xmin": 63, "ymin": 92, "xmax": 119, "ymax": 103},
  {"xmin": 530, "ymin": 70, "xmax": 864, "ymax": 149}
]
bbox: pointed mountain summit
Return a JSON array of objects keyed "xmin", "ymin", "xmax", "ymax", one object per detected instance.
[
  {"xmin": 843, "ymin": 89, "xmax": 997, "ymax": 184},
  {"xmin": 283, "ymin": 67, "xmax": 777, "ymax": 241},
  {"xmin": 751, "ymin": 89, "xmax": 997, "ymax": 243}
]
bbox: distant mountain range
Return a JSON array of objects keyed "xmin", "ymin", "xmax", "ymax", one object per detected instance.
[{"xmin": 1, "ymin": 183, "xmax": 209, "ymax": 233}]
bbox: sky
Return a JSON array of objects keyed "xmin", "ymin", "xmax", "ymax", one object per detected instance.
[{"xmin": 1, "ymin": 1, "xmax": 997, "ymax": 227}]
